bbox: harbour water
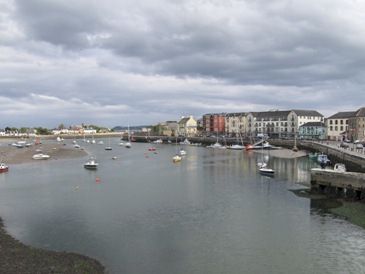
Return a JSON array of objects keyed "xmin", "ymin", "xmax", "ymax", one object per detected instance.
[{"xmin": 0, "ymin": 138, "xmax": 365, "ymax": 273}]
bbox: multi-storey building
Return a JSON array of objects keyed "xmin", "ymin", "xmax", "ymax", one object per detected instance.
[
  {"xmin": 326, "ymin": 111, "xmax": 354, "ymax": 141},
  {"xmin": 225, "ymin": 112, "xmax": 248, "ymax": 137},
  {"xmin": 348, "ymin": 107, "xmax": 365, "ymax": 141},
  {"xmin": 247, "ymin": 110, "xmax": 291, "ymax": 138},
  {"xmin": 247, "ymin": 109, "xmax": 324, "ymax": 138},
  {"xmin": 287, "ymin": 110, "xmax": 324, "ymax": 134},
  {"xmin": 202, "ymin": 113, "xmax": 226, "ymax": 134}
]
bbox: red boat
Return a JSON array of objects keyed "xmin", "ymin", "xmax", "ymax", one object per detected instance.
[
  {"xmin": 0, "ymin": 163, "xmax": 9, "ymax": 173},
  {"xmin": 148, "ymin": 147, "xmax": 156, "ymax": 151}
]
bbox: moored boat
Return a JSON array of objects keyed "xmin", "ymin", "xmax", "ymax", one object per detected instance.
[
  {"xmin": 84, "ymin": 157, "xmax": 98, "ymax": 169},
  {"xmin": 259, "ymin": 167, "xmax": 275, "ymax": 175},
  {"xmin": 172, "ymin": 154, "xmax": 182, "ymax": 163},
  {"xmin": 0, "ymin": 163, "xmax": 9, "ymax": 173},
  {"xmin": 32, "ymin": 153, "xmax": 50, "ymax": 160}
]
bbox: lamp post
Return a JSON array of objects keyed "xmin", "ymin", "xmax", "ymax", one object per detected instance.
[{"xmin": 293, "ymin": 130, "xmax": 298, "ymax": 152}]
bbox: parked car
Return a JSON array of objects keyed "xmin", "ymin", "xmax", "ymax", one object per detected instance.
[
  {"xmin": 356, "ymin": 143, "xmax": 364, "ymax": 149},
  {"xmin": 340, "ymin": 142, "xmax": 349, "ymax": 148}
]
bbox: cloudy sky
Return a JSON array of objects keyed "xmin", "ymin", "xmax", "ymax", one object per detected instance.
[{"xmin": 1, "ymin": 0, "xmax": 365, "ymax": 127}]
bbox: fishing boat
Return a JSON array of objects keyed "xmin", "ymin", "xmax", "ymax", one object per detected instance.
[
  {"xmin": 84, "ymin": 157, "xmax": 98, "ymax": 169},
  {"xmin": 317, "ymin": 153, "xmax": 330, "ymax": 168},
  {"xmin": 0, "ymin": 163, "xmax": 9, "ymax": 173},
  {"xmin": 32, "ymin": 153, "xmax": 50, "ymax": 160}
]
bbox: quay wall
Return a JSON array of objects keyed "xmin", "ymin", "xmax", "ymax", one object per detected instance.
[{"xmin": 311, "ymin": 169, "xmax": 365, "ymax": 200}]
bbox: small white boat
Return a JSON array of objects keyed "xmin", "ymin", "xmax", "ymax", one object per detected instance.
[
  {"xmin": 227, "ymin": 144, "xmax": 245, "ymax": 150},
  {"xmin": 257, "ymin": 162, "xmax": 267, "ymax": 168},
  {"xmin": 84, "ymin": 158, "xmax": 98, "ymax": 169},
  {"xmin": 0, "ymin": 163, "xmax": 9, "ymax": 173},
  {"xmin": 179, "ymin": 139, "xmax": 191, "ymax": 145},
  {"xmin": 334, "ymin": 163, "xmax": 346, "ymax": 172},
  {"xmin": 207, "ymin": 142, "xmax": 226, "ymax": 149},
  {"xmin": 91, "ymin": 139, "xmax": 96, "ymax": 144},
  {"xmin": 72, "ymin": 140, "xmax": 77, "ymax": 144},
  {"xmin": 112, "ymin": 156, "xmax": 118, "ymax": 160},
  {"xmin": 32, "ymin": 153, "xmax": 50, "ymax": 160},
  {"xmin": 125, "ymin": 142, "xmax": 131, "ymax": 148},
  {"xmin": 56, "ymin": 136, "xmax": 62, "ymax": 142},
  {"xmin": 172, "ymin": 154, "xmax": 182, "ymax": 163},
  {"xmin": 119, "ymin": 142, "xmax": 124, "ymax": 146},
  {"xmin": 105, "ymin": 146, "xmax": 112, "ymax": 151},
  {"xmin": 153, "ymin": 139, "xmax": 163, "ymax": 144},
  {"xmin": 179, "ymin": 149, "xmax": 187, "ymax": 156},
  {"xmin": 259, "ymin": 167, "xmax": 275, "ymax": 175},
  {"xmin": 98, "ymin": 140, "xmax": 104, "ymax": 145},
  {"xmin": 74, "ymin": 144, "xmax": 81, "ymax": 148}
]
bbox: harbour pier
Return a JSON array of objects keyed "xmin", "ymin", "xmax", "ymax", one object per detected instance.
[{"xmin": 310, "ymin": 168, "xmax": 365, "ymax": 200}]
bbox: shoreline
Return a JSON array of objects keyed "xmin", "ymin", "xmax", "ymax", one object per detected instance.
[
  {"xmin": 0, "ymin": 141, "xmax": 105, "ymax": 273},
  {"xmin": 0, "ymin": 217, "xmax": 105, "ymax": 273}
]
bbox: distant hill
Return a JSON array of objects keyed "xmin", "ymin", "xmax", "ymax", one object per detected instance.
[{"xmin": 112, "ymin": 125, "xmax": 151, "ymax": 132}]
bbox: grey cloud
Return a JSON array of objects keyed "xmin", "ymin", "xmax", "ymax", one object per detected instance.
[{"xmin": 0, "ymin": 0, "xmax": 365, "ymax": 127}]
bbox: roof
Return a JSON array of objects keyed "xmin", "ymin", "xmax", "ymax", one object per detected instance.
[
  {"xmin": 178, "ymin": 117, "xmax": 190, "ymax": 125},
  {"xmin": 300, "ymin": 122, "xmax": 326, "ymax": 127},
  {"xmin": 225, "ymin": 112, "xmax": 247, "ymax": 117},
  {"xmin": 355, "ymin": 107, "xmax": 365, "ymax": 117},
  {"xmin": 249, "ymin": 110, "xmax": 291, "ymax": 119},
  {"xmin": 291, "ymin": 109, "xmax": 323, "ymax": 117},
  {"xmin": 203, "ymin": 113, "xmax": 226, "ymax": 117},
  {"xmin": 327, "ymin": 111, "xmax": 355, "ymax": 119}
]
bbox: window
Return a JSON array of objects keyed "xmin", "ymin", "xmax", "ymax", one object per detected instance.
[
  {"xmin": 330, "ymin": 120, "xmax": 333, "ymax": 125},
  {"xmin": 340, "ymin": 126, "xmax": 343, "ymax": 131},
  {"xmin": 335, "ymin": 126, "xmax": 338, "ymax": 131},
  {"xmin": 340, "ymin": 120, "xmax": 343, "ymax": 125},
  {"xmin": 335, "ymin": 120, "xmax": 338, "ymax": 125},
  {"xmin": 330, "ymin": 126, "xmax": 333, "ymax": 131}
]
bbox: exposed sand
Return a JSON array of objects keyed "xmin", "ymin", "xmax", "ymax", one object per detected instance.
[
  {"xmin": 0, "ymin": 143, "xmax": 87, "ymax": 164},
  {"xmin": 254, "ymin": 148, "xmax": 308, "ymax": 159}
]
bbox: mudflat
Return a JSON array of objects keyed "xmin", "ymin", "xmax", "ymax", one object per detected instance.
[{"xmin": 0, "ymin": 142, "xmax": 87, "ymax": 164}]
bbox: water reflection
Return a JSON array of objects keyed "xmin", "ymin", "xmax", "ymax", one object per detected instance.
[{"xmin": 0, "ymin": 140, "xmax": 364, "ymax": 274}]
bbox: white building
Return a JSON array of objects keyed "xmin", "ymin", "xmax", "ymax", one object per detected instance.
[
  {"xmin": 287, "ymin": 110, "xmax": 324, "ymax": 135},
  {"xmin": 178, "ymin": 116, "xmax": 198, "ymax": 137}
]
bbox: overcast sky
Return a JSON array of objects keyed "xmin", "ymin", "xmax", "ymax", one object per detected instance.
[{"xmin": 1, "ymin": 0, "xmax": 365, "ymax": 127}]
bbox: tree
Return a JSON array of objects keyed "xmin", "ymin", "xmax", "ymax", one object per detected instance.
[{"xmin": 35, "ymin": 127, "xmax": 51, "ymax": 135}]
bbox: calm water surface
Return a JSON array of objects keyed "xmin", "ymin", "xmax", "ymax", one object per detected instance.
[{"xmin": 0, "ymin": 139, "xmax": 365, "ymax": 274}]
